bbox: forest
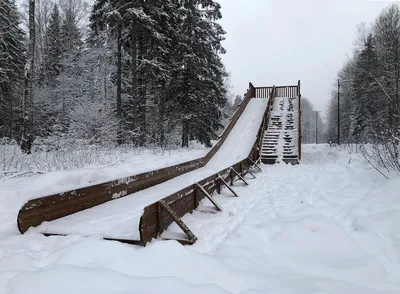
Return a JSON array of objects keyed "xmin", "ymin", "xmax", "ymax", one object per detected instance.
[
  {"xmin": 326, "ymin": 4, "xmax": 400, "ymax": 172},
  {"xmin": 0, "ymin": 0, "xmax": 233, "ymax": 155}
]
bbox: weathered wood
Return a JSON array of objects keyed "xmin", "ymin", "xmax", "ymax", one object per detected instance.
[
  {"xmin": 159, "ymin": 200, "xmax": 197, "ymax": 243},
  {"xmin": 196, "ymin": 184, "xmax": 222, "ymax": 212},
  {"xmin": 162, "ymin": 238, "xmax": 196, "ymax": 245},
  {"xmin": 248, "ymin": 157, "xmax": 262, "ymax": 172},
  {"xmin": 243, "ymin": 168, "xmax": 256, "ymax": 179},
  {"xmin": 218, "ymin": 176, "xmax": 239, "ymax": 198},
  {"xmin": 17, "ymin": 158, "xmax": 206, "ymax": 233},
  {"xmin": 230, "ymin": 168, "xmax": 248, "ymax": 186}
]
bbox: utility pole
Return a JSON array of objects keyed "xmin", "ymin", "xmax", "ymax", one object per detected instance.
[
  {"xmin": 337, "ymin": 79, "xmax": 340, "ymax": 145},
  {"xmin": 315, "ymin": 110, "xmax": 320, "ymax": 145}
]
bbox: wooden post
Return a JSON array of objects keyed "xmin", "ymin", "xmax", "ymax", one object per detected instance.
[
  {"xmin": 194, "ymin": 184, "xmax": 200, "ymax": 208},
  {"xmin": 218, "ymin": 176, "xmax": 239, "ymax": 197},
  {"xmin": 157, "ymin": 201, "xmax": 164, "ymax": 235},
  {"xmin": 230, "ymin": 168, "xmax": 249, "ymax": 185},
  {"xmin": 249, "ymin": 82, "xmax": 256, "ymax": 98},
  {"xmin": 248, "ymin": 157, "xmax": 262, "ymax": 172},
  {"xmin": 216, "ymin": 176, "xmax": 221, "ymax": 194},
  {"xmin": 196, "ymin": 184, "xmax": 223, "ymax": 212},
  {"xmin": 159, "ymin": 200, "xmax": 197, "ymax": 243},
  {"xmin": 298, "ymin": 80, "xmax": 302, "ymax": 161}
]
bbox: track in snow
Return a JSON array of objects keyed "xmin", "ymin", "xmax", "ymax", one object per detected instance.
[{"xmin": 165, "ymin": 144, "xmax": 400, "ymax": 292}]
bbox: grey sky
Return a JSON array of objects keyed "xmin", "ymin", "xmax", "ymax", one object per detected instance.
[{"xmin": 217, "ymin": 0, "xmax": 394, "ymax": 116}]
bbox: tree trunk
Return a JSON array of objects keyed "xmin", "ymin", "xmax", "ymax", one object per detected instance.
[
  {"xmin": 138, "ymin": 29, "xmax": 146, "ymax": 146},
  {"xmin": 159, "ymin": 89, "xmax": 167, "ymax": 147},
  {"xmin": 131, "ymin": 20, "xmax": 138, "ymax": 144},
  {"xmin": 181, "ymin": 119, "xmax": 189, "ymax": 147},
  {"xmin": 21, "ymin": 0, "xmax": 35, "ymax": 154},
  {"xmin": 116, "ymin": 26, "xmax": 122, "ymax": 145}
]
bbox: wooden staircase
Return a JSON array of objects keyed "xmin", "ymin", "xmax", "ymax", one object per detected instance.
[{"xmin": 260, "ymin": 90, "xmax": 300, "ymax": 165}]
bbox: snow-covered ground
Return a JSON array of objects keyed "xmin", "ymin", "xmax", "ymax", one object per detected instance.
[
  {"xmin": 0, "ymin": 146, "xmax": 207, "ymax": 237},
  {"xmin": 1, "ymin": 144, "xmax": 400, "ymax": 293}
]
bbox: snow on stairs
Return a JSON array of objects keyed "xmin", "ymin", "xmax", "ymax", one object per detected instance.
[{"xmin": 261, "ymin": 95, "xmax": 299, "ymax": 165}]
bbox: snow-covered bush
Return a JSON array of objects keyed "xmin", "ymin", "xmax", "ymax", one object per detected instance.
[{"xmin": 68, "ymin": 100, "xmax": 118, "ymax": 144}]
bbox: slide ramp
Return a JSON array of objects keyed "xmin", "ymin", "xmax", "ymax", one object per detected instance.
[
  {"xmin": 17, "ymin": 81, "xmax": 301, "ymax": 245},
  {"xmin": 33, "ymin": 98, "xmax": 268, "ymax": 241}
]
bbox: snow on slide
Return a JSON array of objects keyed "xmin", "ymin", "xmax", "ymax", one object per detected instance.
[{"xmin": 34, "ymin": 98, "xmax": 269, "ymax": 239}]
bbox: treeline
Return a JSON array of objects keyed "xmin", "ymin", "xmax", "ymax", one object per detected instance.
[
  {"xmin": 0, "ymin": 0, "xmax": 228, "ymax": 153},
  {"xmin": 301, "ymin": 97, "xmax": 325, "ymax": 144},
  {"xmin": 326, "ymin": 4, "xmax": 400, "ymax": 171}
]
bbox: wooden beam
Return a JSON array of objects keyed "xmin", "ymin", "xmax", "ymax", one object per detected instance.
[
  {"xmin": 43, "ymin": 233, "xmax": 143, "ymax": 246},
  {"xmin": 242, "ymin": 169, "xmax": 256, "ymax": 179},
  {"xmin": 248, "ymin": 157, "xmax": 262, "ymax": 172},
  {"xmin": 162, "ymin": 238, "xmax": 196, "ymax": 245},
  {"xmin": 158, "ymin": 200, "xmax": 197, "ymax": 243},
  {"xmin": 230, "ymin": 168, "xmax": 249, "ymax": 186},
  {"xmin": 217, "ymin": 176, "xmax": 239, "ymax": 197},
  {"xmin": 245, "ymin": 169, "xmax": 256, "ymax": 179},
  {"xmin": 196, "ymin": 184, "xmax": 223, "ymax": 212}
]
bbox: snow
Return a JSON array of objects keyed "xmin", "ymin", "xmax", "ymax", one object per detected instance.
[
  {"xmin": 32, "ymin": 98, "xmax": 269, "ymax": 239},
  {"xmin": 0, "ymin": 147, "xmax": 207, "ymax": 237},
  {"xmin": 1, "ymin": 145, "xmax": 400, "ymax": 293}
]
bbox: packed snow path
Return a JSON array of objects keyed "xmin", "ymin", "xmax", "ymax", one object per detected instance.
[
  {"xmin": 33, "ymin": 98, "xmax": 269, "ymax": 239},
  {"xmin": 1, "ymin": 145, "xmax": 400, "ymax": 294}
]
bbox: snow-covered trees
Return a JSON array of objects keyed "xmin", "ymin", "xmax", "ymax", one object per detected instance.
[
  {"xmin": 0, "ymin": 0, "xmax": 26, "ymax": 139},
  {"xmin": 43, "ymin": 4, "xmax": 62, "ymax": 82},
  {"xmin": 90, "ymin": 0, "xmax": 227, "ymax": 147},
  {"xmin": 1, "ymin": 0, "xmax": 228, "ymax": 150},
  {"xmin": 327, "ymin": 4, "xmax": 400, "ymax": 171},
  {"xmin": 301, "ymin": 98, "xmax": 325, "ymax": 144}
]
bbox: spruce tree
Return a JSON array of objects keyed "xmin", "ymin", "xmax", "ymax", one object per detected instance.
[
  {"xmin": 61, "ymin": 6, "xmax": 82, "ymax": 54},
  {"xmin": 43, "ymin": 4, "xmax": 62, "ymax": 83},
  {"xmin": 174, "ymin": 0, "xmax": 227, "ymax": 147},
  {"xmin": 351, "ymin": 34, "xmax": 381, "ymax": 143},
  {"xmin": 89, "ymin": 0, "xmax": 227, "ymax": 148}
]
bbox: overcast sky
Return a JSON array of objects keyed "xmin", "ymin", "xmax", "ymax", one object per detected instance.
[{"xmin": 217, "ymin": 0, "xmax": 394, "ymax": 116}]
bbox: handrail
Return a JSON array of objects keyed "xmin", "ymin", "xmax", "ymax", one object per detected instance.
[{"xmin": 204, "ymin": 82, "xmax": 255, "ymax": 162}]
